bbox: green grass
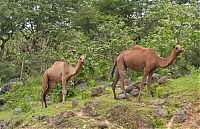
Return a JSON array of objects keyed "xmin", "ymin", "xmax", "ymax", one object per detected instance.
[{"xmin": 0, "ymin": 71, "xmax": 199, "ymax": 128}]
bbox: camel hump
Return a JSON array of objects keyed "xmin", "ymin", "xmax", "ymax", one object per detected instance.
[{"xmin": 131, "ymin": 45, "xmax": 144, "ymax": 50}]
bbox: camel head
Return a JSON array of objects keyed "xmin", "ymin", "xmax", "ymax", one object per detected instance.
[
  {"xmin": 173, "ymin": 45, "xmax": 184, "ymax": 54},
  {"xmin": 79, "ymin": 55, "xmax": 86, "ymax": 63}
]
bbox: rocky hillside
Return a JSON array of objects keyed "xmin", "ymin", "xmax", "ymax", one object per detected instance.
[{"xmin": 0, "ymin": 71, "xmax": 199, "ymax": 129}]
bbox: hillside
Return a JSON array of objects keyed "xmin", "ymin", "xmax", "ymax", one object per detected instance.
[{"xmin": 0, "ymin": 71, "xmax": 199, "ymax": 129}]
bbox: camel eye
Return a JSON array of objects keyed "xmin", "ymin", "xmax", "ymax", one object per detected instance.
[{"xmin": 175, "ymin": 47, "xmax": 178, "ymax": 50}]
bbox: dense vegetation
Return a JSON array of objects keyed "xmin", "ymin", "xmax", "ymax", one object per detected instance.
[{"xmin": 0, "ymin": 0, "xmax": 199, "ymax": 84}]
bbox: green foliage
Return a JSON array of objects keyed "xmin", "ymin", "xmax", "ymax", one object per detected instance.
[{"xmin": 0, "ymin": 0, "xmax": 199, "ymax": 84}]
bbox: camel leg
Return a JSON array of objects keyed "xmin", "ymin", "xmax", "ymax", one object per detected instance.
[
  {"xmin": 50, "ymin": 82, "xmax": 55, "ymax": 93},
  {"xmin": 119, "ymin": 67, "xmax": 131, "ymax": 101},
  {"xmin": 138, "ymin": 70, "xmax": 149, "ymax": 102},
  {"xmin": 147, "ymin": 71, "xmax": 154, "ymax": 97},
  {"xmin": 42, "ymin": 80, "xmax": 51, "ymax": 108},
  {"xmin": 111, "ymin": 71, "xmax": 119, "ymax": 99},
  {"xmin": 61, "ymin": 78, "xmax": 67, "ymax": 103}
]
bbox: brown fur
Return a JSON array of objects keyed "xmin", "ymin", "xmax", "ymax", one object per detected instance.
[
  {"xmin": 111, "ymin": 45, "xmax": 184, "ymax": 101},
  {"xmin": 41, "ymin": 55, "xmax": 86, "ymax": 108}
]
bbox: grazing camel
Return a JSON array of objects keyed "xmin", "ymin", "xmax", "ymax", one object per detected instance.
[
  {"xmin": 111, "ymin": 45, "xmax": 184, "ymax": 101},
  {"xmin": 41, "ymin": 55, "xmax": 86, "ymax": 108}
]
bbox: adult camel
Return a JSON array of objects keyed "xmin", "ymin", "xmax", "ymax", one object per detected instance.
[
  {"xmin": 41, "ymin": 55, "xmax": 86, "ymax": 108},
  {"xmin": 111, "ymin": 45, "xmax": 184, "ymax": 101}
]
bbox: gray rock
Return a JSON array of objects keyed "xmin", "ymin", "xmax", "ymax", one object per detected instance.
[
  {"xmin": 75, "ymin": 83, "xmax": 87, "ymax": 89},
  {"xmin": 38, "ymin": 114, "xmax": 47, "ymax": 120},
  {"xmin": 130, "ymin": 89, "xmax": 139, "ymax": 96},
  {"xmin": 157, "ymin": 73, "xmax": 172, "ymax": 85},
  {"xmin": 62, "ymin": 111, "xmax": 75, "ymax": 118},
  {"xmin": 82, "ymin": 102, "xmax": 99, "ymax": 117},
  {"xmin": 125, "ymin": 85, "xmax": 134, "ymax": 93},
  {"xmin": 152, "ymin": 73, "xmax": 161, "ymax": 82},
  {"xmin": 98, "ymin": 121, "xmax": 108, "ymax": 129},
  {"xmin": 153, "ymin": 108, "xmax": 167, "ymax": 117},
  {"xmin": 50, "ymin": 115, "xmax": 63, "ymax": 125},
  {"xmin": 116, "ymin": 93, "xmax": 131, "ymax": 100},
  {"xmin": 13, "ymin": 108, "xmax": 21, "ymax": 115},
  {"xmin": 0, "ymin": 78, "xmax": 20, "ymax": 94},
  {"xmin": 177, "ymin": 101, "xmax": 192, "ymax": 109},
  {"xmin": 174, "ymin": 109, "xmax": 189, "ymax": 122},
  {"xmin": 0, "ymin": 98, "xmax": 6, "ymax": 105},
  {"xmin": 149, "ymin": 99, "xmax": 167, "ymax": 106},
  {"xmin": 32, "ymin": 114, "xmax": 47, "ymax": 122},
  {"xmin": 91, "ymin": 85, "xmax": 105, "ymax": 97}
]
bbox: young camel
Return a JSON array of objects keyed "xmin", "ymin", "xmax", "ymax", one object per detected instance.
[
  {"xmin": 111, "ymin": 45, "xmax": 184, "ymax": 101},
  {"xmin": 41, "ymin": 55, "xmax": 86, "ymax": 108}
]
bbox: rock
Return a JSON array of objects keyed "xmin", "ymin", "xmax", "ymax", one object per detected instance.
[
  {"xmin": 157, "ymin": 73, "xmax": 172, "ymax": 85},
  {"xmin": 38, "ymin": 114, "xmax": 47, "ymax": 120},
  {"xmin": 130, "ymin": 89, "xmax": 139, "ymax": 96},
  {"xmin": 174, "ymin": 109, "xmax": 189, "ymax": 122},
  {"xmin": 75, "ymin": 83, "xmax": 87, "ymax": 89},
  {"xmin": 125, "ymin": 85, "xmax": 134, "ymax": 93},
  {"xmin": 153, "ymin": 108, "xmax": 167, "ymax": 117},
  {"xmin": 116, "ymin": 93, "xmax": 131, "ymax": 100},
  {"xmin": 91, "ymin": 85, "xmax": 105, "ymax": 97},
  {"xmin": 71, "ymin": 98, "xmax": 78, "ymax": 109},
  {"xmin": 62, "ymin": 111, "xmax": 75, "ymax": 118},
  {"xmin": 98, "ymin": 121, "xmax": 108, "ymax": 129},
  {"xmin": 0, "ymin": 78, "xmax": 20, "ymax": 94},
  {"xmin": 50, "ymin": 115, "xmax": 63, "ymax": 125},
  {"xmin": 32, "ymin": 114, "xmax": 47, "ymax": 122},
  {"xmin": 13, "ymin": 108, "xmax": 21, "ymax": 115},
  {"xmin": 0, "ymin": 98, "xmax": 6, "ymax": 105},
  {"xmin": 82, "ymin": 102, "xmax": 99, "ymax": 117},
  {"xmin": 152, "ymin": 73, "xmax": 161, "ymax": 82},
  {"xmin": 177, "ymin": 101, "xmax": 192, "ymax": 109},
  {"xmin": 32, "ymin": 116, "xmax": 38, "ymax": 122},
  {"xmin": 149, "ymin": 99, "xmax": 167, "ymax": 106}
]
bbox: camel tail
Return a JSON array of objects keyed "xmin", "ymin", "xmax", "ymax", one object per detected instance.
[
  {"xmin": 41, "ymin": 71, "xmax": 50, "ymax": 108},
  {"xmin": 110, "ymin": 61, "xmax": 117, "ymax": 79}
]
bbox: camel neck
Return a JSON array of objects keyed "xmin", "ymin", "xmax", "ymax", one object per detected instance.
[
  {"xmin": 73, "ymin": 60, "xmax": 83, "ymax": 75},
  {"xmin": 158, "ymin": 50, "xmax": 177, "ymax": 68}
]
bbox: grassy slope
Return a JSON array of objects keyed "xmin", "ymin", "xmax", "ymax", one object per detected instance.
[{"xmin": 0, "ymin": 71, "xmax": 199, "ymax": 128}]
